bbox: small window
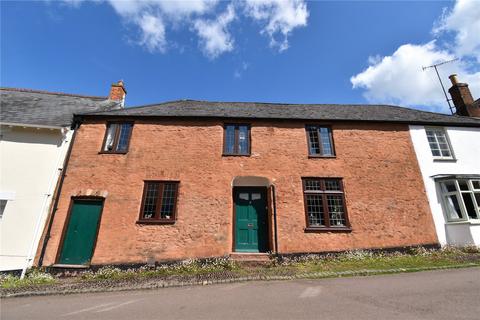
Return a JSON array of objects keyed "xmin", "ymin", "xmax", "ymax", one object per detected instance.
[
  {"xmin": 306, "ymin": 125, "xmax": 335, "ymax": 157},
  {"xmin": 302, "ymin": 178, "xmax": 349, "ymax": 230},
  {"xmin": 102, "ymin": 122, "xmax": 133, "ymax": 153},
  {"xmin": 425, "ymin": 128, "xmax": 454, "ymax": 159},
  {"xmin": 138, "ymin": 181, "xmax": 179, "ymax": 223},
  {"xmin": 223, "ymin": 124, "xmax": 250, "ymax": 156},
  {"xmin": 0, "ymin": 200, "xmax": 7, "ymax": 219},
  {"xmin": 439, "ymin": 179, "xmax": 480, "ymax": 222}
]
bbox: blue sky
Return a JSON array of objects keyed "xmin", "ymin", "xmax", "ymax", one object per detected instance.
[{"xmin": 1, "ymin": 1, "xmax": 479, "ymax": 113}]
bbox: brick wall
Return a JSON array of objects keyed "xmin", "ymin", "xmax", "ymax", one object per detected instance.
[{"xmin": 39, "ymin": 119, "xmax": 438, "ymax": 265}]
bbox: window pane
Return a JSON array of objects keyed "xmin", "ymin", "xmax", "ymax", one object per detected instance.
[
  {"xmin": 441, "ymin": 181, "xmax": 457, "ymax": 193},
  {"xmin": 444, "ymin": 195, "xmax": 463, "ymax": 220},
  {"xmin": 319, "ymin": 127, "xmax": 333, "ymax": 156},
  {"xmin": 142, "ymin": 183, "xmax": 159, "ymax": 219},
  {"xmin": 307, "ymin": 126, "xmax": 320, "ymax": 155},
  {"xmin": 325, "ymin": 179, "xmax": 341, "ymax": 191},
  {"xmin": 474, "ymin": 193, "xmax": 480, "ymax": 210},
  {"xmin": 160, "ymin": 183, "xmax": 177, "ymax": 219},
  {"xmin": 306, "ymin": 195, "xmax": 324, "ymax": 226},
  {"xmin": 472, "ymin": 181, "xmax": 480, "ymax": 190},
  {"xmin": 440, "ymin": 148, "xmax": 451, "ymax": 157},
  {"xmin": 305, "ymin": 179, "xmax": 322, "ymax": 191},
  {"xmin": 327, "ymin": 195, "xmax": 346, "ymax": 226},
  {"xmin": 104, "ymin": 124, "xmax": 117, "ymax": 151},
  {"xmin": 458, "ymin": 180, "xmax": 469, "ymax": 191},
  {"xmin": 462, "ymin": 193, "xmax": 478, "ymax": 219},
  {"xmin": 116, "ymin": 123, "xmax": 132, "ymax": 152},
  {"xmin": 224, "ymin": 125, "xmax": 235, "ymax": 154},
  {"xmin": 237, "ymin": 125, "xmax": 249, "ymax": 154},
  {"xmin": 0, "ymin": 200, "xmax": 7, "ymax": 219},
  {"xmin": 239, "ymin": 193, "xmax": 249, "ymax": 200},
  {"xmin": 431, "ymin": 148, "xmax": 441, "ymax": 157},
  {"xmin": 251, "ymin": 193, "xmax": 261, "ymax": 200}
]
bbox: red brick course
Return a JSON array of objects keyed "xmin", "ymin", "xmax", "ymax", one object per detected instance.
[{"xmin": 39, "ymin": 119, "xmax": 438, "ymax": 266}]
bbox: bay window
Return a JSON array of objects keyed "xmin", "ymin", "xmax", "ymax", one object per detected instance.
[{"xmin": 439, "ymin": 179, "xmax": 480, "ymax": 222}]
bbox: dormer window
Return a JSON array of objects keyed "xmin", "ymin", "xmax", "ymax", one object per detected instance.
[
  {"xmin": 425, "ymin": 127, "xmax": 454, "ymax": 160},
  {"xmin": 102, "ymin": 122, "xmax": 133, "ymax": 153}
]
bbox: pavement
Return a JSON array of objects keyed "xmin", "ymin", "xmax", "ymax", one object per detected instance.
[{"xmin": 1, "ymin": 268, "xmax": 479, "ymax": 320}]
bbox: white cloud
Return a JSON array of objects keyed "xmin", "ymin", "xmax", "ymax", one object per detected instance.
[
  {"xmin": 351, "ymin": 0, "xmax": 480, "ymax": 113},
  {"xmin": 244, "ymin": 0, "xmax": 308, "ymax": 51},
  {"xmin": 433, "ymin": 0, "xmax": 480, "ymax": 62},
  {"xmin": 55, "ymin": 0, "xmax": 309, "ymax": 57},
  {"xmin": 234, "ymin": 61, "xmax": 249, "ymax": 78},
  {"xmin": 137, "ymin": 14, "xmax": 167, "ymax": 53},
  {"xmin": 107, "ymin": 0, "xmax": 216, "ymax": 17},
  {"xmin": 193, "ymin": 4, "xmax": 236, "ymax": 59}
]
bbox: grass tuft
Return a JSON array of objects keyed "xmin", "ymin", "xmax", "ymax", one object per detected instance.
[{"xmin": 0, "ymin": 269, "xmax": 55, "ymax": 289}]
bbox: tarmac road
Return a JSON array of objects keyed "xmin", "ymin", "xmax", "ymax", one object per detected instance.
[{"xmin": 2, "ymin": 267, "xmax": 479, "ymax": 320}]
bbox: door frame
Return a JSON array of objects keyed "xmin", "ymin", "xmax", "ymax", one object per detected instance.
[
  {"xmin": 232, "ymin": 186, "xmax": 270, "ymax": 253},
  {"xmin": 55, "ymin": 196, "xmax": 105, "ymax": 266}
]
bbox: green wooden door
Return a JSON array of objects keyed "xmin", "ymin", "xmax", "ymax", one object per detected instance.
[
  {"xmin": 234, "ymin": 188, "xmax": 268, "ymax": 252},
  {"xmin": 58, "ymin": 200, "xmax": 103, "ymax": 265}
]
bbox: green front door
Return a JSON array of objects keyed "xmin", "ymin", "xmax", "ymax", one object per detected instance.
[
  {"xmin": 234, "ymin": 187, "xmax": 268, "ymax": 252},
  {"xmin": 58, "ymin": 199, "xmax": 103, "ymax": 265}
]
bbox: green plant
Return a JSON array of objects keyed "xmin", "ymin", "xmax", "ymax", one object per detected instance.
[{"xmin": 0, "ymin": 269, "xmax": 55, "ymax": 289}]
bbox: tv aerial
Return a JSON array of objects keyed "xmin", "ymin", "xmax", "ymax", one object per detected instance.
[{"xmin": 422, "ymin": 58, "xmax": 459, "ymax": 114}]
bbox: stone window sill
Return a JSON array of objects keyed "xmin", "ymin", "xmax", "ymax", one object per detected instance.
[
  {"xmin": 136, "ymin": 220, "xmax": 176, "ymax": 225},
  {"xmin": 304, "ymin": 227, "xmax": 352, "ymax": 233},
  {"xmin": 433, "ymin": 158, "xmax": 457, "ymax": 163},
  {"xmin": 445, "ymin": 220, "xmax": 480, "ymax": 225}
]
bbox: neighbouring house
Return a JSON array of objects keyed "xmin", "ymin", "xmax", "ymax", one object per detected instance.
[
  {"xmin": 409, "ymin": 74, "xmax": 480, "ymax": 247},
  {"xmin": 36, "ymin": 95, "xmax": 480, "ymax": 268},
  {"xmin": 0, "ymin": 82, "xmax": 125, "ymax": 272}
]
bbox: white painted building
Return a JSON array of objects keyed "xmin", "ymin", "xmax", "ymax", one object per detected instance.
[
  {"xmin": 0, "ymin": 84, "xmax": 125, "ymax": 271},
  {"xmin": 410, "ymin": 75, "xmax": 480, "ymax": 247}
]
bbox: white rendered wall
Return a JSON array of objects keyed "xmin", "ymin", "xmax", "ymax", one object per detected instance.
[
  {"xmin": 0, "ymin": 126, "xmax": 72, "ymax": 271},
  {"xmin": 409, "ymin": 125, "xmax": 480, "ymax": 246}
]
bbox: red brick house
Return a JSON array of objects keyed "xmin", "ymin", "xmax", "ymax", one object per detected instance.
[{"xmin": 36, "ymin": 93, "xmax": 480, "ymax": 267}]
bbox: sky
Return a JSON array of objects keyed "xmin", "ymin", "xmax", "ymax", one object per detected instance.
[{"xmin": 1, "ymin": 0, "xmax": 479, "ymax": 114}]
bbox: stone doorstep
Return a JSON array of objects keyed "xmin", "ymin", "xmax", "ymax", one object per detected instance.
[{"xmin": 229, "ymin": 253, "xmax": 271, "ymax": 262}]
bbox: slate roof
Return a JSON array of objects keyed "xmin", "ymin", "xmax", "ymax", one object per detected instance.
[
  {"xmin": 83, "ymin": 99, "xmax": 480, "ymax": 127},
  {"xmin": 0, "ymin": 88, "xmax": 121, "ymax": 128}
]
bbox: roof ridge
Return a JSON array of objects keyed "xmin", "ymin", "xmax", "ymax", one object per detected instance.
[
  {"xmin": 137, "ymin": 99, "xmax": 400, "ymax": 107},
  {"xmin": 83, "ymin": 99, "xmax": 188, "ymax": 115},
  {"xmin": 0, "ymin": 87, "xmax": 107, "ymax": 100}
]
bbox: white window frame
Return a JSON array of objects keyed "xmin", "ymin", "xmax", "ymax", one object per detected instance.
[
  {"xmin": 425, "ymin": 127, "xmax": 455, "ymax": 160},
  {"xmin": 439, "ymin": 179, "xmax": 480, "ymax": 222}
]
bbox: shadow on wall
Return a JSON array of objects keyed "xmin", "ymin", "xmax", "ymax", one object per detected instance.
[{"xmin": 0, "ymin": 126, "xmax": 64, "ymax": 147}]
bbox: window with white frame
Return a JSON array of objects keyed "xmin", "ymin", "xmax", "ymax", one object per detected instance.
[
  {"xmin": 425, "ymin": 128, "xmax": 454, "ymax": 159},
  {"xmin": 439, "ymin": 179, "xmax": 480, "ymax": 222}
]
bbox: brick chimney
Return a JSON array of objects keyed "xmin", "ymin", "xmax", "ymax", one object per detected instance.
[
  {"xmin": 109, "ymin": 80, "xmax": 127, "ymax": 107},
  {"xmin": 448, "ymin": 74, "xmax": 480, "ymax": 117}
]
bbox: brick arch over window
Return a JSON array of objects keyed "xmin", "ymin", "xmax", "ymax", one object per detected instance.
[
  {"xmin": 232, "ymin": 176, "xmax": 271, "ymax": 187},
  {"xmin": 71, "ymin": 189, "xmax": 109, "ymax": 198}
]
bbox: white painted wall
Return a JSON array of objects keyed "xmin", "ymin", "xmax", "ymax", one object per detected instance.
[
  {"xmin": 0, "ymin": 125, "xmax": 72, "ymax": 271},
  {"xmin": 409, "ymin": 125, "xmax": 480, "ymax": 246}
]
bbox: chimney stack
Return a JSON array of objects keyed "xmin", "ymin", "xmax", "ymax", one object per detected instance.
[
  {"xmin": 448, "ymin": 74, "xmax": 479, "ymax": 117},
  {"xmin": 109, "ymin": 80, "xmax": 127, "ymax": 107}
]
